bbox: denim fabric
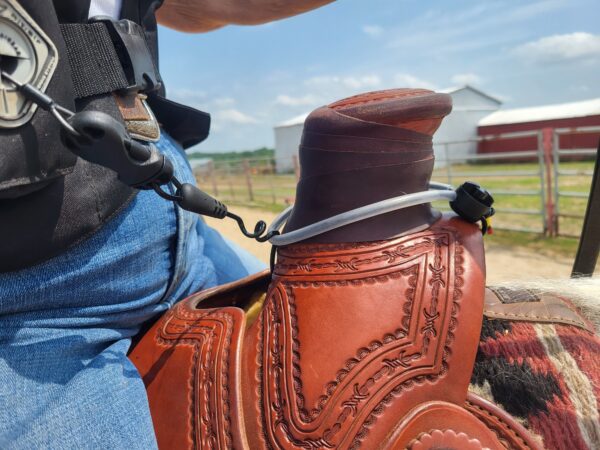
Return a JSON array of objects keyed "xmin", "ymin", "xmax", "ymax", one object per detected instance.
[{"xmin": 0, "ymin": 133, "xmax": 266, "ymax": 449}]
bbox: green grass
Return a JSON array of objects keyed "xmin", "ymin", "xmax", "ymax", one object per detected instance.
[
  {"xmin": 431, "ymin": 161, "xmax": 593, "ymax": 236},
  {"xmin": 196, "ymin": 160, "xmax": 594, "ymax": 246},
  {"xmin": 484, "ymin": 229, "xmax": 580, "ymax": 259}
]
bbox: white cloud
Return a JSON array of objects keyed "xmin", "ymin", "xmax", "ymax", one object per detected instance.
[
  {"xmin": 387, "ymin": 0, "xmax": 569, "ymax": 54},
  {"xmin": 362, "ymin": 25, "xmax": 384, "ymax": 37},
  {"xmin": 168, "ymin": 88, "xmax": 206, "ymax": 103},
  {"xmin": 305, "ymin": 75, "xmax": 381, "ymax": 89},
  {"xmin": 393, "ymin": 73, "xmax": 437, "ymax": 90},
  {"xmin": 569, "ymin": 84, "xmax": 590, "ymax": 93},
  {"xmin": 275, "ymin": 94, "xmax": 320, "ymax": 106},
  {"xmin": 212, "ymin": 97, "xmax": 235, "ymax": 107},
  {"xmin": 451, "ymin": 73, "xmax": 482, "ymax": 86},
  {"xmin": 214, "ymin": 108, "xmax": 258, "ymax": 124},
  {"xmin": 343, "ymin": 75, "xmax": 381, "ymax": 89},
  {"xmin": 268, "ymin": 75, "xmax": 384, "ymax": 112},
  {"xmin": 265, "ymin": 70, "xmax": 292, "ymax": 83},
  {"xmin": 513, "ymin": 32, "xmax": 600, "ymax": 63},
  {"xmin": 506, "ymin": 0, "xmax": 569, "ymax": 21}
]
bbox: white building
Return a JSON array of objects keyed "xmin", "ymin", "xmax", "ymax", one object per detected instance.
[
  {"xmin": 273, "ymin": 85, "xmax": 502, "ymax": 172},
  {"xmin": 274, "ymin": 113, "xmax": 309, "ymax": 173},
  {"xmin": 433, "ymin": 86, "xmax": 502, "ymax": 166}
]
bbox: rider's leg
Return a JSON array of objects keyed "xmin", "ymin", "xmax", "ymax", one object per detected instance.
[
  {"xmin": 201, "ymin": 220, "xmax": 269, "ymax": 284},
  {"xmin": 0, "ymin": 131, "xmax": 265, "ymax": 448}
]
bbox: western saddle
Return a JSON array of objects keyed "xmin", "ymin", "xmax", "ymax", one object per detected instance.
[{"xmin": 130, "ymin": 89, "xmax": 544, "ymax": 449}]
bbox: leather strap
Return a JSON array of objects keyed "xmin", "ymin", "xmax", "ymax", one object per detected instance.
[
  {"xmin": 464, "ymin": 393, "xmax": 544, "ymax": 450},
  {"xmin": 484, "ymin": 287, "xmax": 593, "ymax": 332},
  {"xmin": 114, "ymin": 93, "xmax": 160, "ymax": 141}
]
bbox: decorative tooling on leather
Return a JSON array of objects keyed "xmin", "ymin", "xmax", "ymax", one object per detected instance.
[
  {"xmin": 157, "ymin": 307, "xmax": 239, "ymax": 449},
  {"xmin": 130, "ymin": 219, "xmax": 542, "ymax": 449},
  {"xmin": 257, "ymin": 228, "xmax": 466, "ymax": 449},
  {"xmin": 408, "ymin": 429, "xmax": 485, "ymax": 450},
  {"xmin": 464, "ymin": 394, "xmax": 541, "ymax": 450}
]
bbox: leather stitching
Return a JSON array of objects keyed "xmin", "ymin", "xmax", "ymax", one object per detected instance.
[
  {"xmin": 483, "ymin": 309, "xmax": 587, "ymax": 328},
  {"xmin": 156, "ymin": 308, "xmax": 236, "ymax": 448},
  {"xmin": 465, "ymin": 400, "xmax": 532, "ymax": 450}
]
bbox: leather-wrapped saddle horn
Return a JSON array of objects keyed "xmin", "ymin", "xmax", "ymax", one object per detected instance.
[{"xmin": 129, "ymin": 89, "xmax": 540, "ymax": 450}]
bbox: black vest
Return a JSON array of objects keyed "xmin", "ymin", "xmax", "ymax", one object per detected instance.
[{"xmin": 0, "ymin": 0, "xmax": 210, "ymax": 272}]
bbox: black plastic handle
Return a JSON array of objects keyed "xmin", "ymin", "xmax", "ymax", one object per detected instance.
[{"xmin": 61, "ymin": 110, "xmax": 173, "ymax": 187}]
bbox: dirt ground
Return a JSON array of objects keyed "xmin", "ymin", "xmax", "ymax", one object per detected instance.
[{"xmin": 206, "ymin": 207, "xmax": 575, "ymax": 284}]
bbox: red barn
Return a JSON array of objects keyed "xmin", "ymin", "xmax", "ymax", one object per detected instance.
[{"xmin": 477, "ymin": 98, "xmax": 600, "ymax": 157}]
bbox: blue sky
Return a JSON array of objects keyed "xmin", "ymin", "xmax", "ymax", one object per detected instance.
[{"xmin": 157, "ymin": 0, "xmax": 600, "ymax": 153}]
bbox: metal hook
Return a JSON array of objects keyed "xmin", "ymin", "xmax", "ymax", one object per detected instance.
[
  {"xmin": 50, "ymin": 106, "xmax": 81, "ymax": 137},
  {"xmin": 2, "ymin": 70, "xmax": 82, "ymax": 138},
  {"xmin": 225, "ymin": 211, "xmax": 279, "ymax": 243},
  {"xmin": 151, "ymin": 182, "xmax": 183, "ymax": 202}
]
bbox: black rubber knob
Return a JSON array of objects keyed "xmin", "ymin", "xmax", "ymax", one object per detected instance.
[
  {"xmin": 450, "ymin": 181, "xmax": 495, "ymax": 223},
  {"xmin": 178, "ymin": 183, "xmax": 228, "ymax": 219}
]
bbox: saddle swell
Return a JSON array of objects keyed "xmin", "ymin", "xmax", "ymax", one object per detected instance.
[
  {"xmin": 130, "ymin": 216, "xmax": 537, "ymax": 449},
  {"xmin": 129, "ymin": 273, "xmax": 268, "ymax": 449},
  {"xmin": 248, "ymin": 216, "xmax": 484, "ymax": 449}
]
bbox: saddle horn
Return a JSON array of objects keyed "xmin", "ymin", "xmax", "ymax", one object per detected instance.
[{"xmin": 284, "ymin": 88, "xmax": 452, "ymax": 243}]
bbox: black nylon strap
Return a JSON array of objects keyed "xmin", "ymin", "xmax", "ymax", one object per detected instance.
[
  {"xmin": 60, "ymin": 23, "xmax": 129, "ymax": 98},
  {"xmin": 572, "ymin": 141, "xmax": 600, "ymax": 277}
]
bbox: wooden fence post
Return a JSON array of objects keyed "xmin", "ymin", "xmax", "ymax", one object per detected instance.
[
  {"xmin": 542, "ymin": 128, "xmax": 556, "ymax": 237},
  {"xmin": 243, "ymin": 159, "xmax": 254, "ymax": 202},
  {"xmin": 226, "ymin": 164, "xmax": 235, "ymax": 200},
  {"xmin": 267, "ymin": 162, "xmax": 276, "ymax": 204},
  {"xmin": 292, "ymin": 155, "xmax": 300, "ymax": 182},
  {"xmin": 208, "ymin": 160, "xmax": 219, "ymax": 196}
]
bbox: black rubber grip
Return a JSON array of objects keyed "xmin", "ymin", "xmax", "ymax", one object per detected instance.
[{"xmin": 178, "ymin": 183, "xmax": 228, "ymax": 219}]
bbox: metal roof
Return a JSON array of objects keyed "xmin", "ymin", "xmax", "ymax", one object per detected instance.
[
  {"xmin": 479, "ymin": 98, "xmax": 600, "ymax": 127},
  {"xmin": 275, "ymin": 112, "xmax": 310, "ymax": 128},
  {"xmin": 439, "ymin": 85, "xmax": 503, "ymax": 104}
]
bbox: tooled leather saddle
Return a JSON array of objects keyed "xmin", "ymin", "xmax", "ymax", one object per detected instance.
[{"xmin": 129, "ymin": 90, "xmax": 546, "ymax": 449}]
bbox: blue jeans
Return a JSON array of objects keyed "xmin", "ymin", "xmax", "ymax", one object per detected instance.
[{"xmin": 0, "ymin": 134, "xmax": 266, "ymax": 449}]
